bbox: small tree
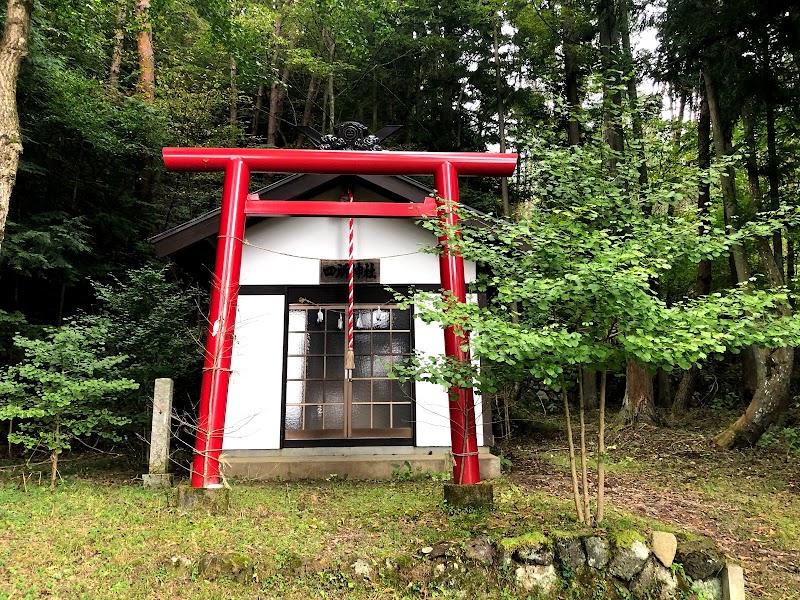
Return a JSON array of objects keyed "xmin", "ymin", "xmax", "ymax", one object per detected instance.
[
  {"xmin": 89, "ymin": 265, "xmax": 203, "ymax": 428},
  {"xmin": 0, "ymin": 320, "xmax": 138, "ymax": 487},
  {"xmin": 396, "ymin": 139, "xmax": 800, "ymax": 523}
]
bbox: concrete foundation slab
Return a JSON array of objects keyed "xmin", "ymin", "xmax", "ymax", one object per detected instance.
[{"xmin": 220, "ymin": 447, "xmax": 501, "ymax": 481}]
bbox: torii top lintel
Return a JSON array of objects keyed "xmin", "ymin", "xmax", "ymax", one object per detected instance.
[{"xmin": 162, "ymin": 148, "xmax": 518, "ymax": 178}]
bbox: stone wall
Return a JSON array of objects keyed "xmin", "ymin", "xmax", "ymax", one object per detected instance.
[
  {"xmin": 186, "ymin": 529, "xmax": 745, "ymax": 599},
  {"xmin": 413, "ymin": 530, "xmax": 743, "ymax": 600}
]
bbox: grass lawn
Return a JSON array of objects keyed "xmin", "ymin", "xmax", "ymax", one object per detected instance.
[
  {"xmin": 0, "ymin": 465, "xmax": 583, "ymax": 599},
  {"xmin": 0, "ymin": 411, "xmax": 797, "ymax": 599}
]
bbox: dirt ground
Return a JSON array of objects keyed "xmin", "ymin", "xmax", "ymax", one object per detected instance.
[{"xmin": 505, "ymin": 420, "xmax": 800, "ymax": 599}]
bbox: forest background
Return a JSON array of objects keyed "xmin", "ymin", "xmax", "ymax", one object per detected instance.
[{"xmin": 0, "ymin": 0, "xmax": 799, "ymax": 468}]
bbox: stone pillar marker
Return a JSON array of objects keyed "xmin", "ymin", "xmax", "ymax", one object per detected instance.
[
  {"xmin": 142, "ymin": 378, "xmax": 174, "ymax": 488},
  {"xmin": 722, "ymin": 563, "xmax": 745, "ymax": 600}
]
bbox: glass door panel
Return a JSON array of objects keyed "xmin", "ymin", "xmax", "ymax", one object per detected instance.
[{"xmin": 285, "ymin": 304, "xmax": 413, "ymax": 441}]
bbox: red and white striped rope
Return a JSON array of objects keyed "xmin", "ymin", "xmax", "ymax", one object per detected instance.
[{"xmin": 347, "ymin": 189, "xmax": 355, "ymax": 356}]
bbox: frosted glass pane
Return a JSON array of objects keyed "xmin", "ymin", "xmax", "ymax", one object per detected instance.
[
  {"xmin": 352, "ymin": 380, "xmax": 371, "ymax": 403},
  {"xmin": 327, "ymin": 356, "xmax": 344, "ymax": 379},
  {"xmin": 284, "ymin": 405, "xmax": 302, "ymax": 430},
  {"xmin": 327, "ymin": 332, "xmax": 344, "ymax": 355},
  {"xmin": 287, "ymin": 333, "xmax": 307, "ymax": 355},
  {"xmin": 373, "ymin": 405, "xmax": 390, "ymax": 428},
  {"xmin": 305, "ymin": 405, "xmax": 323, "ymax": 430},
  {"xmin": 308, "ymin": 333, "xmax": 325, "ymax": 355},
  {"xmin": 393, "ymin": 404, "xmax": 412, "ymax": 428},
  {"xmin": 288, "ymin": 310, "xmax": 306, "ymax": 331},
  {"xmin": 286, "ymin": 357, "xmax": 304, "ymax": 379},
  {"xmin": 392, "ymin": 333, "xmax": 411, "ymax": 354},
  {"xmin": 307, "ymin": 355, "xmax": 324, "ymax": 379},
  {"xmin": 325, "ymin": 383, "xmax": 343, "ymax": 404},
  {"xmin": 354, "ymin": 355, "xmax": 371, "ymax": 378},
  {"xmin": 352, "ymin": 404, "xmax": 370, "ymax": 429},
  {"xmin": 286, "ymin": 381, "xmax": 303, "ymax": 403},
  {"xmin": 373, "ymin": 379, "xmax": 391, "ymax": 401},
  {"xmin": 373, "ymin": 333, "xmax": 391, "ymax": 354},
  {"xmin": 373, "ymin": 356, "xmax": 391, "ymax": 377},
  {"xmin": 324, "ymin": 404, "xmax": 344, "ymax": 429},
  {"xmin": 392, "ymin": 310, "xmax": 410, "ymax": 330},
  {"xmin": 325, "ymin": 310, "xmax": 343, "ymax": 332},
  {"xmin": 306, "ymin": 381, "xmax": 324, "ymax": 404},
  {"xmin": 391, "ymin": 379, "xmax": 412, "ymax": 401},
  {"xmin": 353, "ymin": 332, "xmax": 370, "ymax": 355}
]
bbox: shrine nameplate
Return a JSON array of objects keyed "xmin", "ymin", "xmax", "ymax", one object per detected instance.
[{"xmin": 319, "ymin": 260, "xmax": 380, "ymax": 284}]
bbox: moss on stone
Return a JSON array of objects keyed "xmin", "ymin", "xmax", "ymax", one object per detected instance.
[
  {"xmin": 550, "ymin": 529, "xmax": 590, "ymax": 540},
  {"xmin": 498, "ymin": 531, "xmax": 550, "ymax": 553},
  {"xmin": 609, "ymin": 528, "xmax": 646, "ymax": 549}
]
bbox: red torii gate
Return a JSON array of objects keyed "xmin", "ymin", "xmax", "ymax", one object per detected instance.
[{"xmin": 162, "ymin": 148, "xmax": 518, "ymax": 488}]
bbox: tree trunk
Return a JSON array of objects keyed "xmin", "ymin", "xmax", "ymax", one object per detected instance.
[
  {"xmin": 578, "ymin": 370, "xmax": 591, "ymax": 522},
  {"xmin": 703, "ymin": 68, "xmax": 750, "ymax": 282},
  {"xmin": 251, "ymin": 83, "xmax": 265, "ymax": 135},
  {"xmin": 714, "ymin": 100, "xmax": 795, "ymax": 449},
  {"xmin": 618, "ymin": 360, "xmax": 656, "ymax": 425},
  {"xmin": 50, "ymin": 420, "xmax": 60, "ymax": 488},
  {"xmin": 582, "ymin": 368, "xmax": 598, "ymax": 410},
  {"xmin": 229, "ymin": 55, "xmax": 237, "ymax": 129},
  {"xmin": 135, "ymin": 0, "xmax": 154, "ymax": 102},
  {"xmin": 620, "ymin": 1, "xmax": 657, "ymax": 420},
  {"xmin": 265, "ymin": 15, "xmax": 284, "ymax": 146},
  {"xmin": 50, "ymin": 450, "xmax": 58, "ymax": 488},
  {"xmin": 320, "ymin": 86, "xmax": 328, "ymax": 135},
  {"xmin": 0, "ymin": 0, "xmax": 33, "ymax": 254},
  {"xmin": 655, "ymin": 369, "xmax": 671, "ymax": 408},
  {"xmin": 713, "ymin": 346, "xmax": 794, "ymax": 448},
  {"xmin": 673, "ymin": 88, "xmax": 686, "ymax": 144},
  {"xmin": 493, "ymin": 25, "xmax": 510, "ymax": 218},
  {"xmin": 596, "ymin": 370, "xmax": 607, "ymax": 524},
  {"xmin": 742, "ymin": 101, "xmax": 784, "ymax": 285},
  {"xmin": 672, "ymin": 366, "xmax": 698, "ymax": 418},
  {"xmin": 109, "ymin": 0, "xmax": 127, "ymax": 89},
  {"xmin": 766, "ymin": 98, "xmax": 783, "ymax": 276},
  {"xmin": 323, "ymin": 26, "xmax": 335, "ymax": 133},
  {"xmin": 296, "ymin": 75, "xmax": 319, "ymax": 148},
  {"xmin": 563, "ymin": 2, "xmax": 581, "ymax": 147},
  {"xmin": 619, "ymin": 0, "xmax": 647, "ymax": 186},
  {"xmin": 674, "ymin": 90, "xmax": 712, "ymax": 417},
  {"xmin": 598, "ymin": 0, "xmax": 623, "ymax": 163},
  {"xmin": 562, "ymin": 386, "xmax": 585, "ymax": 524},
  {"xmin": 327, "ymin": 72, "xmax": 334, "ymax": 132},
  {"xmin": 763, "ymin": 38, "xmax": 783, "ymax": 277},
  {"xmin": 268, "ymin": 60, "xmax": 291, "ymax": 147}
]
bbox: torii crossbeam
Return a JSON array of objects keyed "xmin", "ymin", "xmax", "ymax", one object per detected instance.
[{"xmin": 162, "ymin": 148, "xmax": 518, "ymax": 488}]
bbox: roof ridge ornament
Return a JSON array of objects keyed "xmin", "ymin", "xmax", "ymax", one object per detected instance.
[{"xmin": 296, "ymin": 121, "xmax": 402, "ymax": 151}]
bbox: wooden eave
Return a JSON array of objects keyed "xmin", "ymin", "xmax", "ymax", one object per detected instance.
[{"xmin": 149, "ymin": 173, "xmax": 434, "ymax": 258}]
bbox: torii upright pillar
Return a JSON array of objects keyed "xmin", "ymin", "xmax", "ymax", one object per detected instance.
[{"xmin": 162, "ymin": 148, "xmax": 518, "ymax": 488}]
